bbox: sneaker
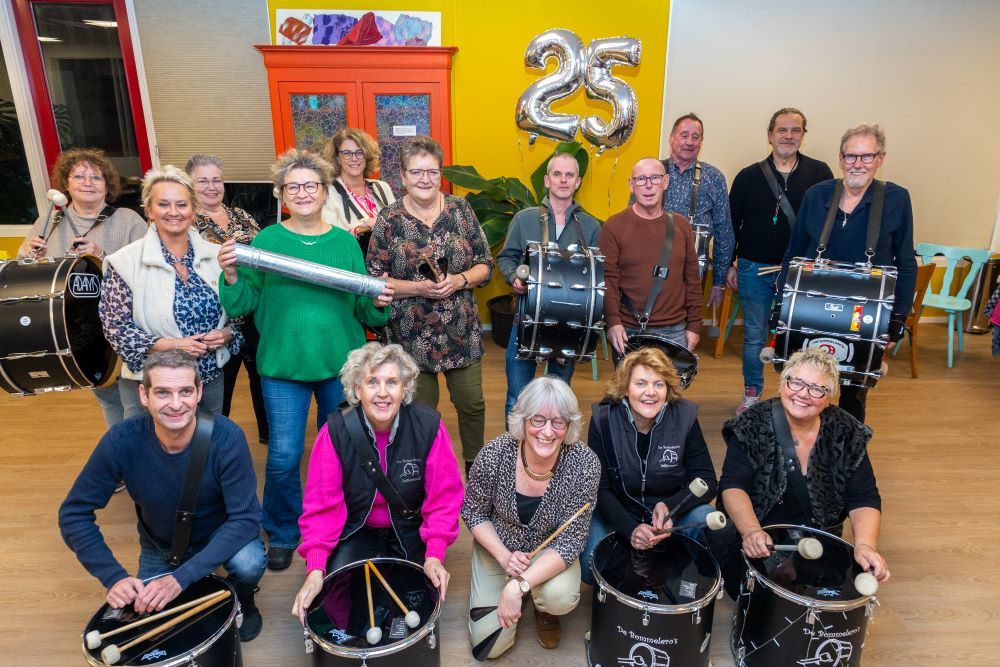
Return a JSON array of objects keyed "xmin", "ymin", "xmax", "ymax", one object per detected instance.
[
  {"xmin": 114, "ymin": 481, "xmax": 126, "ymax": 494},
  {"xmin": 736, "ymin": 387, "xmax": 760, "ymax": 416},
  {"xmin": 235, "ymin": 585, "xmax": 263, "ymax": 641}
]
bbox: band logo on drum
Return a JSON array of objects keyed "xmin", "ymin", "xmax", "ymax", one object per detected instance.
[
  {"xmin": 805, "ymin": 338, "xmax": 852, "ymax": 363},
  {"xmin": 796, "ymin": 637, "xmax": 854, "ymax": 667},
  {"xmin": 614, "ymin": 625, "xmax": 678, "ymax": 646},
  {"xmin": 69, "ymin": 272, "xmax": 100, "ymax": 299},
  {"xmin": 617, "ymin": 641, "xmax": 672, "ymax": 667},
  {"xmin": 139, "ymin": 648, "xmax": 168, "ymax": 662}
]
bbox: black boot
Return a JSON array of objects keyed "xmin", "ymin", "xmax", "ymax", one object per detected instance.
[
  {"xmin": 465, "ymin": 460, "xmax": 473, "ymax": 478},
  {"xmin": 232, "ymin": 582, "xmax": 263, "ymax": 642}
]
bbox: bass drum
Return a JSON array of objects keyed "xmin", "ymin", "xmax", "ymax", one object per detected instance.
[
  {"xmin": 516, "ymin": 242, "xmax": 605, "ymax": 362},
  {"xmin": 0, "ymin": 255, "xmax": 119, "ymax": 395},
  {"xmin": 613, "ymin": 333, "xmax": 699, "ymax": 389}
]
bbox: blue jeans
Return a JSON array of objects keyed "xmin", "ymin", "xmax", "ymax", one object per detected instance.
[
  {"xmin": 504, "ymin": 328, "xmax": 575, "ymax": 426},
  {"xmin": 137, "ymin": 535, "xmax": 266, "ymax": 589},
  {"xmin": 736, "ymin": 258, "xmax": 779, "ymax": 393},
  {"xmin": 93, "ymin": 378, "xmax": 144, "ymax": 427},
  {"xmin": 260, "ymin": 376, "xmax": 344, "ymax": 549},
  {"xmin": 581, "ymin": 503, "xmax": 715, "ymax": 585}
]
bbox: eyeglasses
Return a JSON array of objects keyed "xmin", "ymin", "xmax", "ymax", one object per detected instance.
[
  {"xmin": 527, "ymin": 415, "xmax": 569, "ymax": 431},
  {"xmin": 339, "ymin": 149, "xmax": 366, "ymax": 160},
  {"xmin": 785, "ymin": 376, "xmax": 831, "ymax": 399},
  {"xmin": 283, "ymin": 181, "xmax": 321, "ymax": 195},
  {"xmin": 840, "ymin": 153, "xmax": 879, "ymax": 165},
  {"xmin": 630, "ymin": 174, "xmax": 665, "ymax": 186},
  {"xmin": 194, "ymin": 178, "xmax": 224, "ymax": 188},
  {"xmin": 406, "ymin": 168, "xmax": 441, "ymax": 179},
  {"xmin": 70, "ymin": 173, "xmax": 105, "ymax": 183}
]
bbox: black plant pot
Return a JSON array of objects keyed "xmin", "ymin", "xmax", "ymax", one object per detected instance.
[{"xmin": 487, "ymin": 294, "xmax": 516, "ymax": 348}]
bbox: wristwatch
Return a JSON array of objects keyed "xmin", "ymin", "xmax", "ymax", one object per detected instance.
[
  {"xmin": 515, "ymin": 576, "xmax": 531, "ymax": 596},
  {"xmin": 460, "ymin": 273, "xmax": 469, "ymax": 289}
]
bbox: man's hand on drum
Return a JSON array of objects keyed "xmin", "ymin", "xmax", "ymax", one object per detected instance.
[
  {"xmin": 608, "ymin": 324, "xmax": 628, "ymax": 355},
  {"xmin": 630, "ymin": 523, "xmax": 665, "ymax": 551},
  {"xmin": 423, "ymin": 557, "xmax": 450, "ymax": 601},
  {"xmin": 685, "ymin": 329, "xmax": 700, "ymax": 352},
  {"xmin": 373, "ymin": 273, "xmax": 394, "ymax": 308},
  {"xmin": 292, "ymin": 569, "xmax": 325, "ymax": 625},
  {"xmin": 217, "ymin": 239, "xmax": 239, "ymax": 285},
  {"xmin": 133, "ymin": 575, "xmax": 182, "ymax": 613},
  {"xmin": 512, "ymin": 277, "xmax": 528, "ymax": 295},
  {"xmin": 854, "ymin": 543, "xmax": 890, "ymax": 582},
  {"xmin": 503, "ymin": 550, "xmax": 532, "ymax": 578},
  {"xmin": 106, "ymin": 577, "xmax": 145, "ymax": 609},
  {"xmin": 497, "ymin": 579, "xmax": 525, "ymax": 629},
  {"xmin": 741, "ymin": 527, "xmax": 773, "ymax": 559}
]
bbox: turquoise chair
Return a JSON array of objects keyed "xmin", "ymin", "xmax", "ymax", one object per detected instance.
[{"xmin": 915, "ymin": 243, "xmax": 990, "ymax": 368}]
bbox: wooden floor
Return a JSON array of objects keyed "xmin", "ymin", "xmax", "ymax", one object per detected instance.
[{"xmin": 2, "ymin": 324, "xmax": 998, "ymax": 666}]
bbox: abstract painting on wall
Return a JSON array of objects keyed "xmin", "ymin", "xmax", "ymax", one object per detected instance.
[{"xmin": 275, "ymin": 9, "xmax": 441, "ymax": 47}]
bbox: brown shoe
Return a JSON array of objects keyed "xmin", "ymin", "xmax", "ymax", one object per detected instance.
[{"xmin": 535, "ymin": 609, "xmax": 561, "ymax": 649}]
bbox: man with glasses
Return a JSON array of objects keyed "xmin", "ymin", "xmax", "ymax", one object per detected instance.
[
  {"xmin": 779, "ymin": 123, "xmax": 917, "ymax": 423},
  {"xmin": 600, "ymin": 158, "xmax": 702, "ymax": 358},
  {"xmin": 498, "ymin": 153, "xmax": 602, "ymax": 424},
  {"xmin": 728, "ymin": 109, "xmax": 833, "ymax": 415}
]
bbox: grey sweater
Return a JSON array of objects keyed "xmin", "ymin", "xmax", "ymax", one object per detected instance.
[{"xmin": 18, "ymin": 205, "xmax": 147, "ymax": 259}]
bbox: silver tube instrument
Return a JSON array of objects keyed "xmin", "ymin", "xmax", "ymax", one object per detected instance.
[{"xmin": 233, "ymin": 243, "xmax": 387, "ymax": 299}]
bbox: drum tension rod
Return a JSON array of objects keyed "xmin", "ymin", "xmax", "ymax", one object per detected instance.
[
  {"xmin": 0, "ymin": 291, "xmax": 65, "ymax": 303},
  {"xmin": 4, "ymin": 348, "xmax": 73, "ymax": 360}
]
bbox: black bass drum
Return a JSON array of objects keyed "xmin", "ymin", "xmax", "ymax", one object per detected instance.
[{"xmin": 612, "ymin": 333, "xmax": 699, "ymax": 389}]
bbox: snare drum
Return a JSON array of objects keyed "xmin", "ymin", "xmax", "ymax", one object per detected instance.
[
  {"xmin": 774, "ymin": 258, "xmax": 896, "ymax": 389},
  {"xmin": 82, "ymin": 575, "xmax": 241, "ymax": 666},
  {"xmin": 0, "ymin": 255, "xmax": 119, "ymax": 396},
  {"xmin": 516, "ymin": 242, "xmax": 605, "ymax": 362},
  {"xmin": 304, "ymin": 557, "xmax": 441, "ymax": 666},
  {"xmin": 587, "ymin": 533, "xmax": 721, "ymax": 667},
  {"xmin": 613, "ymin": 332, "xmax": 699, "ymax": 389},
  {"xmin": 731, "ymin": 525, "xmax": 878, "ymax": 667}
]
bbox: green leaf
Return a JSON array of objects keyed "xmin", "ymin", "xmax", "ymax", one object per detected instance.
[
  {"xmin": 502, "ymin": 177, "xmax": 537, "ymax": 208},
  {"xmin": 465, "ymin": 191, "xmax": 518, "ymax": 218},
  {"xmin": 479, "ymin": 213, "xmax": 514, "ymax": 248},
  {"xmin": 441, "ymin": 165, "xmax": 491, "ymax": 192},
  {"xmin": 529, "ymin": 141, "xmax": 589, "ymax": 203}
]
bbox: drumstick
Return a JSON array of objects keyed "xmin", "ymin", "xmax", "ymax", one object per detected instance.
[
  {"xmin": 32, "ymin": 189, "xmax": 69, "ymax": 258},
  {"xmin": 653, "ymin": 510, "xmax": 727, "ymax": 535},
  {"xmin": 419, "ymin": 249, "xmax": 443, "ymax": 283},
  {"xmin": 528, "ymin": 502, "xmax": 591, "ymax": 559},
  {"xmin": 100, "ymin": 590, "xmax": 230, "ymax": 665},
  {"xmin": 364, "ymin": 562, "xmax": 382, "ymax": 645},
  {"xmin": 85, "ymin": 590, "xmax": 229, "ymax": 649},
  {"xmin": 367, "ymin": 560, "xmax": 420, "ymax": 629},
  {"xmin": 771, "ymin": 537, "xmax": 824, "ymax": 560},
  {"xmin": 659, "ymin": 478, "xmax": 710, "ymax": 525},
  {"xmin": 854, "ymin": 571, "xmax": 879, "ymax": 596},
  {"xmin": 757, "ymin": 265, "xmax": 782, "ymax": 275}
]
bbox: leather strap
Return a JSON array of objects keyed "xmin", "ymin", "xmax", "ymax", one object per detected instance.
[
  {"xmin": 168, "ymin": 408, "xmax": 215, "ymax": 566},
  {"xmin": 758, "ymin": 159, "xmax": 797, "ymax": 227},
  {"xmin": 770, "ymin": 402, "xmax": 816, "ymax": 526},
  {"xmin": 817, "ymin": 179, "xmax": 886, "ymax": 264},
  {"xmin": 621, "ymin": 212, "xmax": 675, "ymax": 331},
  {"xmin": 340, "ymin": 405, "xmax": 418, "ymax": 519}
]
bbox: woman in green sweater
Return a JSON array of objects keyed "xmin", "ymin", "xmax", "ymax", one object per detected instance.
[{"xmin": 218, "ymin": 149, "xmax": 393, "ymax": 571}]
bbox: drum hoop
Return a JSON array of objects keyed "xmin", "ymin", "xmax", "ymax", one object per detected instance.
[
  {"xmin": 589, "ymin": 533, "xmax": 721, "ymax": 615},
  {"xmin": 741, "ymin": 524, "xmax": 873, "ymax": 611},
  {"xmin": 82, "ymin": 574, "xmax": 238, "ymax": 667},
  {"xmin": 305, "ymin": 556, "xmax": 443, "ymax": 657},
  {"xmin": 55, "ymin": 256, "xmax": 107, "ymax": 389}
]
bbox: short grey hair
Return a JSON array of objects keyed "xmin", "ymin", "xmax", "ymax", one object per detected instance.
[
  {"xmin": 271, "ymin": 148, "xmax": 334, "ymax": 192},
  {"xmin": 508, "ymin": 376, "xmax": 583, "ymax": 445},
  {"xmin": 340, "ymin": 343, "xmax": 420, "ymax": 406},
  {"xmin": 780, "ymin": 348, "xmax": 840, "ymax": 395},
  {"xmin": 840, "ymin": 122, "xmax": 886, "ymax": 154},
  {"xmin": 398, "ymin": 135, "xmax": 443, "ymax": 172},
  {"xmin": 141, "ymin": 165, "xmax": 196, "ymax": 212},
  {"xmin": 142, "ymin": 349, "xmax": 201, "ymax": 389},
  {"xmin": 546, "ymin": 152, "xmax": 580, "ymax": 175},
  {"xmin": 184, "ymin": 153, "xmax": 225, "ymax": 175}
]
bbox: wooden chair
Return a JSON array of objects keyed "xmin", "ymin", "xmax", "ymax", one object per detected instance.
[
  {"xmin": 713, "ymin": 286, "xmax": 741, "ymax": 358},
  {"xmin": 890, "ymin": 262, "xmax": 936, "ymax": 378}
]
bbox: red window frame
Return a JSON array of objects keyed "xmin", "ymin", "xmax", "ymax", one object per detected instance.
[{"xmin": 13, "ymin": 0, "xmax": 152, "ymax": 175}]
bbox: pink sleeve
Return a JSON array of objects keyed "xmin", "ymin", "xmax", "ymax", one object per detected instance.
[
  {"xmin": 419, "ymin": 422, "xmax": 465, "ymax": 562},
  {"xmin": 298, "ymin": 425, "xmax": 348, "ymax": 573}
]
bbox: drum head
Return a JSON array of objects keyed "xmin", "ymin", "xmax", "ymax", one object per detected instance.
[
  {"xmin": 306, "ymin": 558, "xmax": 440, "ymax": 656},
  {"xmin": 618, "ymin": 333, "xmax": 699, "ymax": 388},
  {"xmin": 593, "ymin": 533, "xmax": 719, "ymax": 608}
]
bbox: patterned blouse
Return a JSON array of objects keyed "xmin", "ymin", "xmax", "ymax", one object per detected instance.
[
  {"xmin": 194, "ymin": 205, "xmax": 260, "ymax": 245},
  {"xmin": 367, "ymin": 195, "xmax": 494, "ymax": 372},
  {"xmin": 99, "ymin": 241, "xmax": 242, "ymax": 381},
  {"xmin": 461, "ymin": 433, "xmax": 601, "ymax": 566}
]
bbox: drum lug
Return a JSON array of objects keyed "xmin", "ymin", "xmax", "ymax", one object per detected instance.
[
  {"xmin": 641, "ymin": 606, "xmax": 650, "ymax": 626},
  {"xmin": 428, "ymin": 623, "xmax": 437, "ymax": 649},
  {"xmin": 717, "ymin": 581, "xmax": 724, "ymax": 599},
  {"xmin": 745, "ymin": 573, "xmax": 755, "ymax": 592},
  {"xmin": 806, "ymin": 607, "xmax": 817, "ymax": 625},
  {"xmin": 303, "ymin": 629, "xmax": 315, "ymax": 654},
  {"xmin": 866, "ymin": 597, "xmax": 879, "ymax": 617},
  {"xmin": 597, "ymin": 585, "xmax": 606, "ymax": 603},
  {"xmin": 691, "ymin": 607, "xmax": 701, "ymax": 624},
  {"xmin": 737, "ymin": 645, "xmax": 746, "ymax": 661},
  {"xmin": 360, "ymin": 652, "xmax": 369, "ymax": 667},
  {"xmin": 236, "ymin": 608, "xmax": 243, "ymax": 629}
]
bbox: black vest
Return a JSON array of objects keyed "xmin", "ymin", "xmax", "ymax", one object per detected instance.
[
  {"xmin": 327, "ymin": 401, "xmax": 441, "ymax": 560},
  {"xmin": 595, "ymin": 398, "xmax": 698, "ymax": 522}
]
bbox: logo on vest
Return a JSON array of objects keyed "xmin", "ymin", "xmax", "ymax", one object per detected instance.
[
  {"xmin": 658, "ymin": 445, "xmax": 679, "ymax": 468},
  {"xmin": 399, "ymin": 459, "xmax": 422, "ymax": 483},
  {"xmin": 69, "ymin": 272, "xmax": 100, "ymax": 298}
]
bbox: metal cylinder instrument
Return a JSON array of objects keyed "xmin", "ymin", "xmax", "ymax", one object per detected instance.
[{"xmin": 233, "ymin": 244, "xmax": 386, "ymax": 299}]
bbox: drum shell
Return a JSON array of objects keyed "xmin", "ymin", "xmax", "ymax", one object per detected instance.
[
  {"xmin": 731, "ymin": 524, "xmax": 876, "ymax": 667},
  {"xmin": 588, "ymin": 533, "xmax": 719, "ymax": 667},
  {"xmin": 82, "ymin": 574, "xmax": 241, "ymax": 667},
  {"xmin": 613, "ymin": 333, "xmax": 699, "ymax": 389}
]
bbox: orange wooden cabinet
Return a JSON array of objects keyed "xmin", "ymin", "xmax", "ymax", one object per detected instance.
[{"xmin": 255, "ymin": 45, "xmax": 457, "ymax": 196}]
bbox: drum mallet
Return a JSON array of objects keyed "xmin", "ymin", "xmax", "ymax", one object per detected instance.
[
  {"xmin": 86, "ymin": 589, "xmax": 229, "ymax": 649},
  {"xmin": 771, "ymin": 537, "xmax": 824, "ymax": 560},
  {"xmin": 854, "ymin": 571, "xmax": 879, "ymax": 596},
  {"xmin": 33, "ymin": 189, "xmax": 69, "ymax": 257},
  {"xmin": 367, "ymin": 560, "xmax": 420, "ymax": 630},
  {"xmin": 655, "ymin": 510, "xmax": 727, "ymax": 535},
  {"xmin": 100, "ymin": 590, "xmax": 231, "ymax": 665},
  {"xmin": 658, "ymin": 478, "xmax": 710, "ymax": 525},
  {"xmin": 364, "ymin": 562, "xmax": 382, "ymax": 645}
]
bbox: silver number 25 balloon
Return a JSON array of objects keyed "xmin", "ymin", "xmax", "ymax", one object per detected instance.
[
  {"xmin": 581, "ymin": 37, "xmax": 642, "ymax": 153},
  {"xmin": 514, "ymin": 29, "xmax": 586, "ymax": 144}
]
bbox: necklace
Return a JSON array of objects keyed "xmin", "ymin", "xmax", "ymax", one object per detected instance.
[
  {"xmin": 406, "ymin": 193, "xmax": 442, "ymax": 226},
  {"xmin": 521, "ymin": 443, "xmax": 557, "ymax": 481}
]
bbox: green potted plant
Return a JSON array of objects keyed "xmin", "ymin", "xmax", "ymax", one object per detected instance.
[{"xmin": 442, "ymin": 141, "xmax": 589, "ymax": 347}]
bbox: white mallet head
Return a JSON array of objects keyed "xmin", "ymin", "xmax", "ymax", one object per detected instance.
[
  {"xmin": 798, "ymin": 537, "xmax": 824, "ymax": 560},
  {"xmin": 854, "ymin": 572, "xmax": 879, "ymax": 597},
  {"xmin": 705, "ymin": 511, "xmax": 727, "ymax": 531},
  {"xmin": 689, "ymin": 478, "xmax": 709, "ymax": 498},
  {"xmin": 404, "ymin": 610, "xmax": 420, "ymax": 629},
  {"xmin": 85, "ymin": 630, "xmax": 102, "ymax": 650},
  {"xmin": 47, "ymin": 188, "xmax": 69, "ymax": 207},
  {"xmin": 759, "ymin": 346, "xmax": 776, "ymax": 363},
  {"xmin": 515, "ymin": 264, "xmax": 530, "ymax": 281},
  {"xmin": 365, "ymin": 626, "xmax": 382, "ymax": 645},
  {"xmin": 101, "ymin": 644, "xmax": 122, "ymax": 665}
]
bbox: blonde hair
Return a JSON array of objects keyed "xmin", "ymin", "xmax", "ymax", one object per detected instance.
[
  {"xmin": 140, "ymin": 165, "xmax": 196, "ymax": 213},
  {"xmin": 780, "ymin": 348, "xmax": 840, "ymax": 395}
]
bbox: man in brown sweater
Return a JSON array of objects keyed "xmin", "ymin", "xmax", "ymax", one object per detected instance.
[{"xmin": 600, "ymin": 158, "xmax": 703, "ymax": 358}]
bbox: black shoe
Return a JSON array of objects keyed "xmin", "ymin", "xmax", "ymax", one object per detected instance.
[
  {"xmin": 258, "ymin": 435, "xmax": 269, "ymax": 445},
  {"xmin": 465, "ymin": 460, "xmax": 473, "ymax": 477},
  {"xmin": 114, "ymin": 481, "xmax": 126, "ymax": 493},
  {"xmin": 267, "ymin": 546, "xmax": 294, "ymax": 571},
  {"xmin": 234, "ymin": 584, "xmax": 263, "ymax": 641}
]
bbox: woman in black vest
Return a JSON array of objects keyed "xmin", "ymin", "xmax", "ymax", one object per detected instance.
[
  {"xmin": 291, "ymin": 343, "xmax": 464, "ymax": 624},
  {"xmin": 715, "ymin": 348, "xmax": 889, "ymax": 598},
  {"xmin": 581, "ymin": 346, "xmax": 718, "ymax": 585}
]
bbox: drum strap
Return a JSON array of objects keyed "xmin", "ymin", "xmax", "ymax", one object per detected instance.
[
  {"xmin": 770, "ymin": 404, "xmax": 817, "ymax": 527},
  {"xmin": 596, "ymin": 403, "xmax": 629, "ymax": 500},
  {"xmin": 758, "ymin": 159, "xmax": 797, "ymax": 227},
  {"xmin": 341, "ymin": 405, "xmax": 419, "ymax": 519},
  {"xmin": 540, "ymin": 207, "xmax": 588, "ymax": 248},
  {"xmin": 621, "ymin": 212, "xmax": 675, "ymax": 331},
  {"xmin": 817, "ymin": 179, "xmax": 886, "ymax": 264},
  {"xmin": 663, "ymin": 159, "xmax": 701, "ymax": 220},
  {"xmin": 167, "ymin": 408, "xmax": 216, "ymax": 566}
]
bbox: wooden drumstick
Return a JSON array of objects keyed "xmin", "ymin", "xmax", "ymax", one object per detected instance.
[
  {"xmin": 528, "ymin": 501, "xmax": 591, "ymax": 559},
  {"xmin": 757, "ymin": 265, "xmax": 782, "ymax": 275},
  {"xmin": 367, "ymin": 560, "xmax": 420, "ymax": 629},
  {"xmin": 364, "ymin": 562, "xmax": 382, "ymax": 645},
  {"xmin": 100, "ymin": 590, "xmax": 231, "ymax": 665},
  {"xmin": 772, "ymin": 537, "xmax": 824, "ymax": 560},
  {"xmin": 86, "ymin": 590, "xmax": 229, "ymax": 649}
]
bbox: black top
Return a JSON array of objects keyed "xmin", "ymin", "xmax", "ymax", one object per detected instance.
[{"xmin": 515, "ymin": 492, "xmax": 543, "ymax": 527}]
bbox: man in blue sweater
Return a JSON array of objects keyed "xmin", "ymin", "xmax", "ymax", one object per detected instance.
[{"xmin": 59, "ymin": 350, "xmax": 265, "ymax": 641}]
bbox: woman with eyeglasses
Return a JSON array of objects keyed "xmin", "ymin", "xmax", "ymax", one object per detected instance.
[
  {"xmin": 367, "ymin": 135, "xmax": 494, "ymax": 472},
  {"xmin": 713, "ymin": 348, "xmax": 889, "ymax": 599},
  {"xmin": 580, "ymin": 346, "xmax": 718, "ymax": 585},
  {"xmin": 461, "ymin": 376, "xmax": 600, "ymax": 657},
  {"xmin": 320, "ymin": 128, "xmax": 396, "ymax": 238},
  {"xmin": 217, "ymin": 148, "xmax": 393, "ymax": 572}
]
